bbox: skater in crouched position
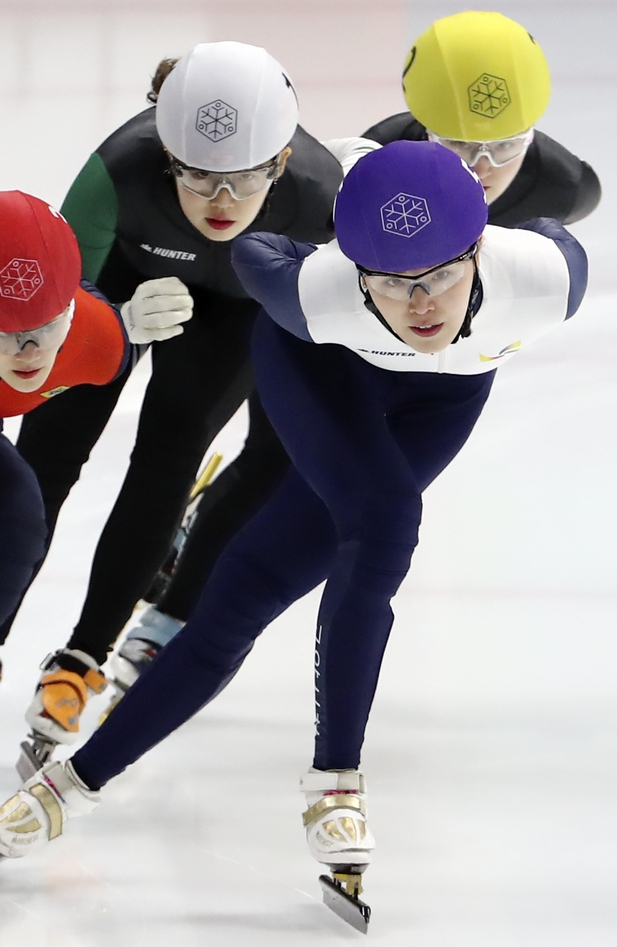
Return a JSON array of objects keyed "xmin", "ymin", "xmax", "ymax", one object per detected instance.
[
  {"xmin": 0, "ymin": 191, "xmax": 192, "ymax": 685},
  {"xmin": 0, "ymin": 143, "xmax": 588, "ymax": 928},
  {"xmin": 364, "ymin": 11, "xmax": 601, "ymax": 225},
  {"xmin": 110, "ymin": 8, "xmax": 602, "ymax": 692},
  {"xmin": 6, "ymin": 42, "xmax": 367, "ymax": 748}
]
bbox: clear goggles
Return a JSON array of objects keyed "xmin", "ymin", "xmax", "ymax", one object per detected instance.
[
  {"xmin": 169, "ymin": 155, "xmax": 281, "ymax": 201},
  {"xmin": 359, "ymin": 246, "xmax": 477, "ymax": 302},
  {"xmin": 427, "ymin": 129, "xmax": 534, "ymax": 168},
  {"xmin": 0, "ymin": 300, "xmax": 74, "ymax": 356}
]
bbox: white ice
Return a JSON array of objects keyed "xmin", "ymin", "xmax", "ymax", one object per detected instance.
[{"xmin": 1, "ymin": 2, "xmax": 617, "ymax": 945}]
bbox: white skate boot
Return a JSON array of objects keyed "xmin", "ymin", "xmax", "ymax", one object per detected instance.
[
  {"xmin": 109, "ymin": 605, "xmax": 184, "ymax": 692},
  {"xmin": 300, "ymin": 769, "xmax": 374, "ymax": 932},
  {"xmin": 98, "ymin": 606, "xmax": 184, "ymax": 725},
  {"xmin": 17, "ymin": 649, "xmax": 108, "ymax": 781},
  {"xmin": 0, "ymin": 759, "xmax": 99, "ymax": 860}
]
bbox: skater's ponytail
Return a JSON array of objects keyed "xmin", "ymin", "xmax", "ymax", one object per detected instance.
[{"xmin": 147, "ymin": 58, "xmax": 179, "ymax": 104}]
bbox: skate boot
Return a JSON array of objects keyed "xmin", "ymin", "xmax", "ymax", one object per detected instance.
[
  {"xmin": 102, "ymin": 606, "xmax": 184, "ymax": 722},
  {"xmin": 101, "ymin": 606, "xmax": 184, "ymax": 724},
  {"xmin": 17, "ymin": 649, "xmax": 108, "ymax": 781},
  {"xmin": 0, "ymin": 758, "xmax": 99, "ymax": 861},
  {"xmin": 300, "ymin": 769, "xmax": 374, "ymax": 932}
]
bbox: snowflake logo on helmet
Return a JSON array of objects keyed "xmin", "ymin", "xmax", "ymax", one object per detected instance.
[
  {"xmin": 0, "ymin": 258, "xmax": 44, "ymax": 300},
  {"xmin": 468, "ymin": 74, "xmax": 511, "ymax": 118},
  {"xmin": 196, "ymin": 100, "xmax": 238, "ymax": 142},
  {"xmin": 380, "ymin": 193, "xmax": 431, "ymax": 238}
]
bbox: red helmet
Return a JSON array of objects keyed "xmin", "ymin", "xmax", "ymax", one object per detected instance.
[{"xmin": 0, "ymin": 191, "xmax": 81, "ymax": 332}]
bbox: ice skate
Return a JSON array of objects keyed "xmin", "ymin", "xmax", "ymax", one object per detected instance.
[
  {"xmin": 103, "ymin": 453, "xmax": 222, "ymax": 718},
  {"xmin": 16, "ymin": 649, "xmax": 108, "ymax": 781},
  {"xmin": 101, "ymin": 605, "xmax": 185, "ymax": 723},
  {"xmin": 300, "ymin": 769, "xmax": 374, "ymax": 932},
  {"xmin": 0, "ymin": 759, "xmax": 99, "ymax": 861}
]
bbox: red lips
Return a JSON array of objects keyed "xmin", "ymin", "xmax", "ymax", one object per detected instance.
[
  {"xmin": 410, "ymin": 324, "xmax": 443, "ymax": 338},
  {"xmin": 13, "ymin": 368, "xmax": 41, "ymax": 378},
  {"xmin": 206, "ymin": 218, "xmax": 234, "ymax": 231}
]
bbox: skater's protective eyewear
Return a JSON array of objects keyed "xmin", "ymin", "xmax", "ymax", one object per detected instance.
[
  {"xmin": 427, "ymin": 129, "xmax": 534, "ymax": 168},
  {"xmin": 0, "ymin": 302, "xmax": 74, "ymax": 355},
  {"xmin": 170, "ymin": 155, "xmax": 282, "ymax": 201},
  {"xmin": 358, "ymin": 246, "xmax": 477, "ymax": 302}
]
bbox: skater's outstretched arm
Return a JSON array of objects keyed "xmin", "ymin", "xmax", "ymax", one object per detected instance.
[{"xmin": 61, "ymin": 153, "xmax": 119, "ymax": 283}]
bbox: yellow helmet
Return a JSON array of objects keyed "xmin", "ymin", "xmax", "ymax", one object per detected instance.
[{"xmin": 402, "ymin": 11, "xmax": 551, "ymax": 140}]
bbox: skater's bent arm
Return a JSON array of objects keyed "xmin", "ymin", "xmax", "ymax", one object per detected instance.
[
  {"xmin": 73, "ymin": 284, "xmax": 133, "ymax": 382},
  {"xmin": 78, "ymin": 279, "xmax": 137, "ymax": 378},
  {"xmin": 232, "ymin": 233, "xmax": 317, "ymax": 341},
  {"xmin": 61, "ymin": 153, "xmax": 119, "ymax": 283},
  {"xmin": 321, "ymin": 137, "xmax": 381, "ymax": 176},
  {"xmin": 563, "ymin": 155, "xmax": 602, "ymax": 224},
  {"xmin": 564, "ymin": 159, "xmax": 602, "ymax": 223},
  {"xmin": 515, "ymin": 218, "xmax": 588, "ymax": 318},
  {"xmin": 361, "ymin": 112, "xmax": 423, "ymax": 145}
]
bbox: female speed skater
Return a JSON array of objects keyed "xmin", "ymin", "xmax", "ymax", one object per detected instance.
[
  {"xmin": 0, "ymin": 190, "xmax": 192, "ymax": 679},
  {"xmin": 6, "ymin": 42, "xmax": 377, "ymax": 754},
  {"xmin": 107, "ymin": 7, "xmax": 602, "ymax": 699},
  {"xmin": 0, "ymin": 142, "xmax": 588, "ymax": 930},
  {"xmin": 364, "ymin": 11, "xmax": 601, "ymax": 224}
]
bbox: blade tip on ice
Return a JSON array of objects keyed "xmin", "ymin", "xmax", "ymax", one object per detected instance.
[{"xmin": 319, "ymin": 874, "xmax": 371, "ymax": 933}]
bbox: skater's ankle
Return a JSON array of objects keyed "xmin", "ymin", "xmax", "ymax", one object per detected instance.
[
  {"xmin": 63, "ymin": 644, "xmax": 106, "ymax": 668},
  {"xmin": 70, "ymin": 755, "xmax": 103, "ymax": 793}
]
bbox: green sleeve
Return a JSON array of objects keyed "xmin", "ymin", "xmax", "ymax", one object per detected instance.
[{"xmin": 61, "ymin": 153, "xmax": 119, "ymax": 283}]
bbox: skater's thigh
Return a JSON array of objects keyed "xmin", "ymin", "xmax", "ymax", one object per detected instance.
[
  {"xmin": 252, "ymin": 317, "xmax": 416, "ymax": 535},
  {"xmin": 243, "ymin": 389, "xmax": 286, "ymax": 452},
  {"xmin": 16, "ymin": 368, "xmax": 130, "ymax": 480},
  {"xmin": 0, "ymin": 434, "xmax": 46, "ymax": 623},
  {"xmin": 215, "ymin": 466, "xmax": 337, "ymax": 596},
  {"xmin": 133, "ymin": 299, "xmax": 258, "ymax": 467},
  {"xmin": 226, "ymin": 389, "xmax": 290, "ymax": 482},
  {"xmin": 388, "ymin": 371, "xmax": 496, "ymax": 492},
  {"xmin": 0, "ymin": 433, "xmax": 45, "ymax": 523}
]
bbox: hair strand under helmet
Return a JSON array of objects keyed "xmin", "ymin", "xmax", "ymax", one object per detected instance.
[
  {"xmin": 402, "ymin": 11, "xmax": 551, "ymax": 141},
  {"xmin": 334, "ymin": 141, "xmax": 488, "ymax": 273},
  {"xmin": 155, "ymin": 41, "xmax": 299, "ymax": 172},
  {"xmin": 0, "ymin": 192, "xmax": 81, "ymax": 333}
]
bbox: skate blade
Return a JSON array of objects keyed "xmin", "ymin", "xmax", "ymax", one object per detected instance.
[
  {"xmin": 319, "ymin": 874, "xmax": 371, "ymax": 933},
  {"xmin": 15, "ymin": 737, "xmax": 55, "ymax": 782},
  {"xmin": 189, "ymin": 451, "xmax": 223, "ymax": 500}
]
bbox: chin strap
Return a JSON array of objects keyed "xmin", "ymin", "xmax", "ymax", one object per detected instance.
[
  {"xmin": 452, "ymin": 258, "xmax": 483, "ymax": 344},
  {"xmin": 253, "ymin": 174, "xmax": 283, "ymax": 224}
]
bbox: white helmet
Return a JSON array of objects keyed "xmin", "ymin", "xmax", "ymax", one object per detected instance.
[{"xmin": 155, "ymin": 41, "xmax": 299, "ymax": 172}]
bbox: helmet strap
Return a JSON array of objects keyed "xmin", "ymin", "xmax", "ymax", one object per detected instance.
[
  {"xmin": 254, "ymin": 176, "xmax": 280, "ymax": 222},
  {"xmin": 452, "ymin": 257, "xmax": 482, "ymax": 343}
]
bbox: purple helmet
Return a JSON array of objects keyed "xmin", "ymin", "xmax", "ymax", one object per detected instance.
[{"xmin": 334, "ymin": 140, "xmax": 488, "ymax": 272}]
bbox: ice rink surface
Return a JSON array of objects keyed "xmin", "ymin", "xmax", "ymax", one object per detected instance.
[{"xmin": 1, "ymin": 1, "xmax": 617, "ymax": 944}]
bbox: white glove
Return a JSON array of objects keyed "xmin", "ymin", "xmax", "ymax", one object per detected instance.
[{"xmin": 120, "ymin": 276, "xmax": 193, "ymax": 344}]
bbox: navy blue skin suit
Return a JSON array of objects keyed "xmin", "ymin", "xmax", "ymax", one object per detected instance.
[
  {"xmin": 0, "ymin": 430, "xmax": 46, "ymax": 626},
  {"xmin": 70, "ymin": 218, "xmax": 587, "ymax": 788}
]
